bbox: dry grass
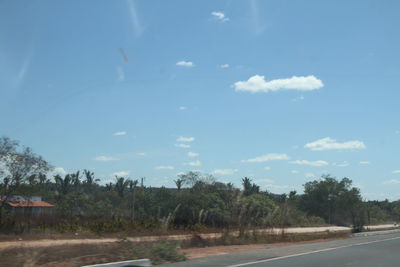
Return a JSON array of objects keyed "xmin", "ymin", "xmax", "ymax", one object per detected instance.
[
  {"xmin": 181, "ymin": 230, "xmax": 350, "ymax": 248},
  {"xmin": 0, "ymin": 240, "xmax": 186, "ymax": 267},
  {"xmin": 0, "ymin": 231, "xmax": 350, "ymax": 266}
]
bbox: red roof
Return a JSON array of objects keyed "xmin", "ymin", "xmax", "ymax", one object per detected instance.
[{"xmin": 5, "ymin": 201, "xmax": 55, "ymax": 207}]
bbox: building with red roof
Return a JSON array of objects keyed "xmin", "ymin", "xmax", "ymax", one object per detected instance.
[{"xmin": 1, "ymin": 196, "xmax": 55, "ymax": 216}]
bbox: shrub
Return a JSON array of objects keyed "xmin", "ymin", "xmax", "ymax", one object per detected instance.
[{"xmin": 150, "ymin": 242, "xmax": 186, "ymax": 264}]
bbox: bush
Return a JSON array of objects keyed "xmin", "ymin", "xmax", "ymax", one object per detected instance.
[{"xmin": 150, "ymin": 242, "xmax": 186, "ymax": 264}]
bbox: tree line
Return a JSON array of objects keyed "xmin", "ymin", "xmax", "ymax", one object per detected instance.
[{"xmin": 0, "ymin": 136, "xmax": 399, "ymax": 234}]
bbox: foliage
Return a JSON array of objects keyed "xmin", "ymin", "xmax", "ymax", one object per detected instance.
[
  {"xmin": 299, "ymin": 175, "xmax": 363, "ymax": 226},
  {"xmin": 1, "ymin": 136, "xmax": 400, "ymax": 235},
  {"xmin": 149, "ymin": 242, "xmax": 186, "ymax": 264}
]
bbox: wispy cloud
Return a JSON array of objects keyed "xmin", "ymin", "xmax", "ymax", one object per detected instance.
[
  {"xmin": 175, "ymin": 143, "xmax": 190, "ymax": 149},
  {"xmin": 291, "ymin": 170, "xmax": 299, "ymax": 174},
  {"xmin": 13, "ymin": 45, "xmax": 34, "ymax": 89},
  {"xmin": 305, "ymin": 137, "xmax": 366, "ymax": 151},
  {"xmin": 333, "ymin": 161, "xmax": 350, "ymax": 167},
  {"xmin": 127, "ymin": 0, "xmax": 144, "ymax": 37},
  {"xmin": 211, "ymin": 11, "xmax": 230, "ymax": 22},
  {"xmin": 179, "ymin": 106, "xmax": 187, "ymax": 110},
  {"xmin": 305, "ymin": 172, "xmax": 316, "ymax": 179},
  {"xmin": 264, "ymin": 166, "xmax": 271, "ymax": 171},
  {"xmin": 392, "ymin": 170, "xmax": 400, "ymax": 174},
  {"xmin": 136, "ymin": 152, "xmax": 146, "ymax": 156},
  {"xmin": 220, "ymin": 64, "xmax": 230, "ymax": 68},
  {"xmin": 383, "ymin": 179, "xmax": 400, "ymax": 185},
  {"xmin": 212, "ymin": 169, "xmax": 238, "ymax": 175},
  {"xmin": 113, "ymin": 171, "xmax": 130, "ymax": 177},
  {"xmin": 113, "ymin": 131, "xmax": 127, "ymax": 136},
  {"xmin": 289, "ymin": 160, "xmax": 329, "ymax": 167},
  {"xmin": 234, "ymin": 75, "xmax": 323, "ymax": 93},
  {"xmin": 291, "ymin": 96, "xmax": 305, "ymax": 102},
  {"xmin": 249, "ymin": 0, "xmax": 266, "ymax": 34},
  {"xmin": 185, "ymin": 160, "xmax": 202, "ymax": 167},
  {"xmin": 93, "ymin": 155, "xmax": 119, "ymax": 161},
  {"xmin": 116, "ymin": 66, "xmax": 125, "ymax": 82},
  {"xmin": 176, "ymin": 61, "xmax": 194, "ymax": 67},
  {"xmin": 155, "ymin": 166, "xmax": 175, "ymax": 170},
  {"xmin": 187, "ymin": 152, "xmax": 199, "ymax": 158},
  {"xmin": 177, "ymin": 136, "xmax": 195, "ymax": 142},
  {"xmin": 242, "ymin": 153, "xmax": 289, "ymax": 163},
  {"xmin": 360, "ymin": 161, "xmax": 370, "ymax": 165}
]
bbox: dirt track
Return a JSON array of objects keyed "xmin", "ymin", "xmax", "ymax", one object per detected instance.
[{"xmin": 0, "ymin": 225, "xmax": 396, "ymax": 251}]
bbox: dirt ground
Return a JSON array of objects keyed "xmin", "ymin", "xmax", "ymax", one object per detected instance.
[
  {"xmin": 0, "ymin": 226, "xmax": 352, "ymax": 250},
  {"xmin": 180, "ymin": 236, "xmax": 349, "ymax": 259},
  {"xmin": 0, "ymin": 235, "xmax": 349, "ymax": 267},
  {"xmin": 0, "ymin": 225, "xmax": 395, "ymax": 266}
]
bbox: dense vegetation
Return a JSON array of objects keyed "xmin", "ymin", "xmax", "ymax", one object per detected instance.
[{"xmin": 1, "ymin": 136, "xmax": 399, "ymax": 235}]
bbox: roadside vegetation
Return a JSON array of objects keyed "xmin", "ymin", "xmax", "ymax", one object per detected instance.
[
  {"xmin": 1, "ymin": 136, "xmax": 399, "ymax": 237},
  {"xmin": 0, "ymin": 240, "xmax": 186, "ymax": 266}
]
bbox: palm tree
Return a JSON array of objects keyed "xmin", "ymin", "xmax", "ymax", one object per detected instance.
[
  {"xmin": 114, "ymin": 176, "xmax": 129, "ymax": 197},
  {"xmin": 128, "ymin": 179, "xmax": 139, "ymax": 222},
  {"xmin": 83, "ymin": 169, "xmax": 96, "ymax": 185},
  {"xmin": 54, "ymin": 174, "xmax": 72, "ymax": 195},
  {"xmin": 174, "ymin": 179, "xmax": 183, "ymax": 191}
]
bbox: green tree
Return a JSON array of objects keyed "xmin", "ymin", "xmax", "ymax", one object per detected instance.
[
  {"xmin": 114, "ymin": 176, "xmax": 129, "ymax": 198},
  {"xmin": 241, "ymin": 177, "xmax": 260, "ymax": 196},
  {"xmin": 300, "ymin": 175, "xmax": 363, "ymax": 226}
]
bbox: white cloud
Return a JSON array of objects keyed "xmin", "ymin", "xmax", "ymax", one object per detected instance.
[
  {"xmin": 155, "ymin": 166, "xmax": 175, "ymax": 170},
  {"xmin": 113, "ymin": 171, "xmax": 130, "ymax": 177},
  {"xmin": 175, "ymin": 144, "xmax": 190, "ymax": 149},
  {"xmin": 383, "ymin": 179, "xmax": 400, "ymax": 185},
  {"xmin": 333, "ymin": 161, "xmax": 350, "ymax": 167},
  {"xmin": 291, "ymin": 95, "xmax": 305, "ymax": 102},
  {"xmin": 93, "ymin": 155, "xmax": 119, "ymax": 161},
  {"xmin": 116, "ymin": 66, "xmax": 125, "ymax": 82},
  {"xmin": 53, "ymin": 167, "xmax": 67, "ymax": 177},
  {"xmin": 187, "ymin": 152, "xmax": 199, "ymax": 158},
  {"xmin": 254, "ymin": 178, "xmax": 275, "ymax": 185},
  {"xmin": 305, "ymin": 172, "xmax": 316, "ymax": 179},
  {"xmin": 359, "ymin": 161, "xmax": 370, "ymax": 165},
  {"xmin": 241, "ymin": 153, "xmax": 289, "ymax": 163},
  {"xmin": 177, "ymin": 136, "xmax": 195, "ymax": 142},
  {"xmin": 185, "ymin": 160, "xmax": 202, "ymax": 167},
  {"xmin": 179, "ymin": 106, "xmax": 187, "ymax": 110},
  {"xmin": 212, "ymin": 169, "xmax": 238, "ymax": 175},
  {"xmin": 289, "ymin": 160, "xmax": 328, "ymax": 167},
  {"xmin": 304, "ymin": 137, "xmax": 366, "ymax": 151},
  {"xmin": 136, "ymin": 152, "xmax": 146, "ymax": 156},
  {"xmin": 234, "ymin": 75, "xmax": 323, "ymax": 93},
  {"xmin": 266, "ymin": 184, "xmax": 291, "ymax": 192},
  {"xmin": 211, "ymin": 11, "xmax": 229, "ymax": 22},
  {"xmin": 291, "ymin": 170, "xmax": 299, "ymax": 174},
  {"xmin": 176, "ymin": 61, "xmax": 194, "ymax": 67},
  {"xmin": 392, "ymin": 170, "xmax": 400, "ymax": 174},
  {"xmin": 264, "ymin": 166, "xmax": 271, "ymax": 171},
  {"xmin": 220, "ymin": 64, "xmax": 230, "ymax": 68},
  {"xmin": 113, "ymin": 131, "xmax": 127, "ymax": 136}
]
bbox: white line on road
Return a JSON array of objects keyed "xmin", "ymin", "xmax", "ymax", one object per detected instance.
[{"xmin": 227, "ymin": 236, "xmax": 400, "ymax": 267}]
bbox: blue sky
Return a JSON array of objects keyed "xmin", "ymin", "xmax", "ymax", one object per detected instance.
[{"xmin": 1, "ymin": 0, "xmax": 400, "ymax": 200}]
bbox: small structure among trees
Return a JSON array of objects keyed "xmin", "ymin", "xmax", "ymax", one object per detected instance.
[{"xmin": 1, "ymin": 196, "xmax": 54, "ymax": 216}]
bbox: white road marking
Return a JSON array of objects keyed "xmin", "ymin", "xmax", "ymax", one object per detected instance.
[{"xmin": 227, "ymin": 236, "xmax": 400, "ymax": 267}]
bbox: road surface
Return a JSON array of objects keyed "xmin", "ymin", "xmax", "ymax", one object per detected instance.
[{"xmin": 161, "ymin": 230, "xmax": 400, "ymax": 267}]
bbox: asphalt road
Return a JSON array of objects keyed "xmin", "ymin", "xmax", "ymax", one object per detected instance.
[{"xmin": 161, "ymin": 230, "xmax": 400, "ymax": 267}]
